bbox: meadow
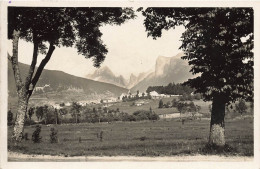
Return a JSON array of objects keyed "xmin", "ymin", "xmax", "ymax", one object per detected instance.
[{"xmin": 8, "ymin": 117, "xmax": 253, "ymax": 157}]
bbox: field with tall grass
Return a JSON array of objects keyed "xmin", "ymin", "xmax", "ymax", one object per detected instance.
[{"xmin": 8, "ymin": 116, "xmax": 253, "ymax": 157}]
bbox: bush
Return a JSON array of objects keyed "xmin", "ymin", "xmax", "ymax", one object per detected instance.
[
  {"xmin": 99, "ymin": 131, "xmax": 103, "ymax": 142},
  {"xmin": 133, "ymin": 110, "xmax": 160, "ymax": 121},
  {"xmin": 24, "ymin": 118, "xmax": 36, "ymax": 126},
  {"xmin": 171, "ymin": 99, "xmax": 178, "ymax": 107},
  {"xmin": 8, "ymin": 110, "xmax": 13, "ymax": 126},
  {"xmin": 50, "ymin": 128, "xmax": 58, "ymax": 143},
  {"xmin": 23, "ymin": 132, "xmax": 29, "ymax": 140},
  {"xmin": 158, "ymin": 99, "xmax": 163, "ymax": 108},
  {"xmin": 235, "ymin": 99, "xmax": 247, "ymax": 115},
  {"xmin": 32, "ymin": 125, "xmax": 42, "ymax": 143}
]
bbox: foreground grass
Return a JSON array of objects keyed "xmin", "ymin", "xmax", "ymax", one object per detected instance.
[{"xmin": 8, "ymin": 117, "xmax": 253, "ymax": 157}]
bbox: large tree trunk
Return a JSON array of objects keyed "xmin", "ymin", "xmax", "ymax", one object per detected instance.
[
  {"xmin": 209, "ymin": 94, "xmax": 226, "ymax": 146},
  {"xmin": 12, "ymin": 88, "xmax": 29, "ymax": 141},
  {"xmin": 9, "ymin": 29, "xmax": 55, "ymax": 142}
]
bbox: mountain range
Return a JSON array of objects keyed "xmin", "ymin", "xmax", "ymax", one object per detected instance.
[
  {"xmin": 86, "ymin": 53, "xmax": 194, "ymax": 93},
  {"xmin": 8, "ymin": 52, "xmax": 194, "ymax": 103}
]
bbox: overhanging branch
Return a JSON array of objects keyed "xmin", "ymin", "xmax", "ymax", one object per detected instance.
[
  {"xmin": 25, "ymin": 41, "xmax": 39, "ymax": 89},
  {"xmin": 29, "ymin": 42, "xmax": 55, "ymax": 96}
]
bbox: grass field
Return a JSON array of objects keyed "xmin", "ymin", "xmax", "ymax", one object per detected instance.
[{"xmin": 8, "ymin": 117, "xmax": 253, "ymax": 157}]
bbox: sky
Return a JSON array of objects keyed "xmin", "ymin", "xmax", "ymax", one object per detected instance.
[{"xmin": 8, "ymin": 12, "xmax": 185, "ymax": 80}]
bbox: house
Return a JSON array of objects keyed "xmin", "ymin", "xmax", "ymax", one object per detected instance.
[
  {"xmin": 119, "ymin": 93, "xmax": 127, "ymax": 100},
  {"xmin": 149, "ymin": 91, "xmax": 160, "ymax": 98},
  {"xmin": 52, "ymin": 104, "xmax": 62, "ymax": 110},
  {"xmin": 78, "ymin": 101, "xmax": 88, "ymax": 106},
  {"xmin": 150, "ymin": 91, "xmax": 173, "ymax": 99}
]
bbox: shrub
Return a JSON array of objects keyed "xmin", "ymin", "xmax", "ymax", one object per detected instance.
[
  {"xmin": 24, "ymin": 118, "xmax": 36, "ymax": 126},
  {"xmin": 99, "ymin": 131, "xmax": 103, "ymax": 142},
  {"xmin": 171, "ymin": 99, "xmax": 178, "ymax": 107},
  {"xmin": 50, "ymin": 128, "xmax": 58, "ymax": 143},
  {"xmin": 158, "ymin": 99, "xmax": 164, "ymax": 108},
  {"xmin": 32, "ymin": 125, "xmax": 42, "ymax": 143},
  {"xmin": 8, "ymin": 110, "xmax": 13, "ymax": 126},
  {"xmin": 133, "ymin": 110, "xmax": 160, "ymax": 121},
  {"xmin": 24, "ymin": 132, "xmax": 29, "ymax": 140},
  {"xmin": 235, "ymin": 99, "xmax": 247, "ymax": 115},
  {"xmin": 150, "ymin": 113, "xmax": 160, "ymax": 120}
]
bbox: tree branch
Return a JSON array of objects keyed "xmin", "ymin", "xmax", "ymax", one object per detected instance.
[
  {"xmin": 29, "ymin": 42, "xmax": 55, "ymax": 97},
  {"xmin": 10, "ymin": 30, "xmax": 23, "ymax": 90},
  {"xmin": 25, "ymin": 41, "xmax": 39, "ymax": 89}
]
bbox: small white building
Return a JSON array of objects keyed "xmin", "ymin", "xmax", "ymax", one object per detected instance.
[
  {"xmin": 119, "ymin": 93, "xmax": 127, "ymax": 100},
  {"xmin": 150, "ymin": 91, "xmax": 160, "ymax": 98},
  {"xmin": 53, "ymin": 104, "xmax": 62, "ymax": 110},
  {"xmin": 78, "ymin": 101, "xmax": 88, "ymax": 106}
]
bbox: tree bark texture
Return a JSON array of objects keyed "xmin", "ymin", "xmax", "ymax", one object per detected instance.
[
  {"xmin": 12, "ymin": 89, "xmax": 29, "ymax": 141},
  {"xmin": 209, "ymin": 94, "xmax": 226, "ymax": 146}
]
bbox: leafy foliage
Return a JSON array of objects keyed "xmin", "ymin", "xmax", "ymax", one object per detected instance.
[
  {"xmin": 50, "ymin": 128, "xmax": 58, "ymax": 143},
  {"xmin": 8, "ymin": 7, "xmax": 135, "ymax": 67},
  {"xmin": 235, "ymin": 99, "xmax": 248, "ymax": 115},
  {"xmin": 139, "ymin": 8, "xmax": 253, "ymax": 104},
  {"xmin": 158, "ymin": 99, "xmax": 164, "ymax": 108},
  {"xmin": 32, "ymin": 125, "xmax": 42, "ymax": 143},
  {"xmin": 70, "ymin": 102, "xmax": 82, "ymax": 123},
  {"xmin": 28, "ymin": 107, "xmax": 34, "ymax": 120},
  {"xmin": 8, "ymin": 110, "xmax": 13, "ymax": 126},
  {"xmin": 147, "ymin": 82, "xmax": 194, "ymax": 95}
]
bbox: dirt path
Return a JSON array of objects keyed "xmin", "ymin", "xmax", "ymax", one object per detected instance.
[{"xmin": 8, "ymin": 151, "xmax": 253, "ymax": 162}]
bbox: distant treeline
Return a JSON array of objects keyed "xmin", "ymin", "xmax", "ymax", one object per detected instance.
[{"xmin": 146, "ymin": 83, "xmax": 195, "ymax": 95}]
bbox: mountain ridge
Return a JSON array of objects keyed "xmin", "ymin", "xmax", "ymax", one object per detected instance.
[
  {"xmin": 8, "ymin": 62, "xmax": 128, "ymax": 99},
  {"xmin": 130, "ymin": 53, "xmax": 194, "ymax": 92}
]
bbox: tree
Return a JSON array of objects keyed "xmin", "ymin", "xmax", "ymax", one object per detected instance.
[
  {"xmin": 59, "ymin": 108, "xmax": 68, "ymax": 124},
  {"xmin": 158, "ymin": 99, "xmax": 164, "ymax": 108},
  {"xmin": 235, "ymin": 99, "xmax": 247, "ymax": 115},
  {"xmin": 139, "ymin": 8, "xmax": 253, "ymax": 146},
  {"xmin": 35, "ymin": 106, "xmax": 44, "ymax": 121},
  {"xmin": 42, "ymin": 105, "xmax": 49, "ymax": 125},
  {"xmin": 54, "ymin": 108, "xmax": 59, "ymax": 124},
  {"xmin": 28, "ymin": 107, "xmax": 34, "ymax": 121},
  {"xmin": 136, "ymin": 90, "xmax": 140, "ymax": 98},
  {"xmin": 8, "ymin": 7, "xmax": 135, "ymax": 141},
  {"xmin": 171, "ymin": 98, "xmax": 178, "ymax": 107},
  {"xmin": 71, "ymin": 102, "xmax": 82, "ymax": 123},
  {"xmin": 177, "ymin": 102, "xmax": 188, "ymax": 114},
  {"xmin": 8, "ymin": 110, "xmax": 13, "ymax": 126}
]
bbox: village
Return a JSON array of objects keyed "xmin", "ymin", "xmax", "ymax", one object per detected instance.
[{"xmin": 31, "ymin": 84, "xmax": 183, "ymax": 111}]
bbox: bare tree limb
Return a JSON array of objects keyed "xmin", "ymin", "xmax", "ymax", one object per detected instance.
[
  {"xmin": 25, "ymin": 41, "xmax": 39, "ymax": 89},
  {"xmin": 29, "ymin": 42, "xmax": 55, "ymax": 97}
]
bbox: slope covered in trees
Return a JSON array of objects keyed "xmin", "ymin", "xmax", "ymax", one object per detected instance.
[
  {"xmin": 146, "ymin": 83, "xmax": 194, "ymax": 95},
  {"xmin": 8, "ymin": 62, "xmax": 128, "ymax": 97}
]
